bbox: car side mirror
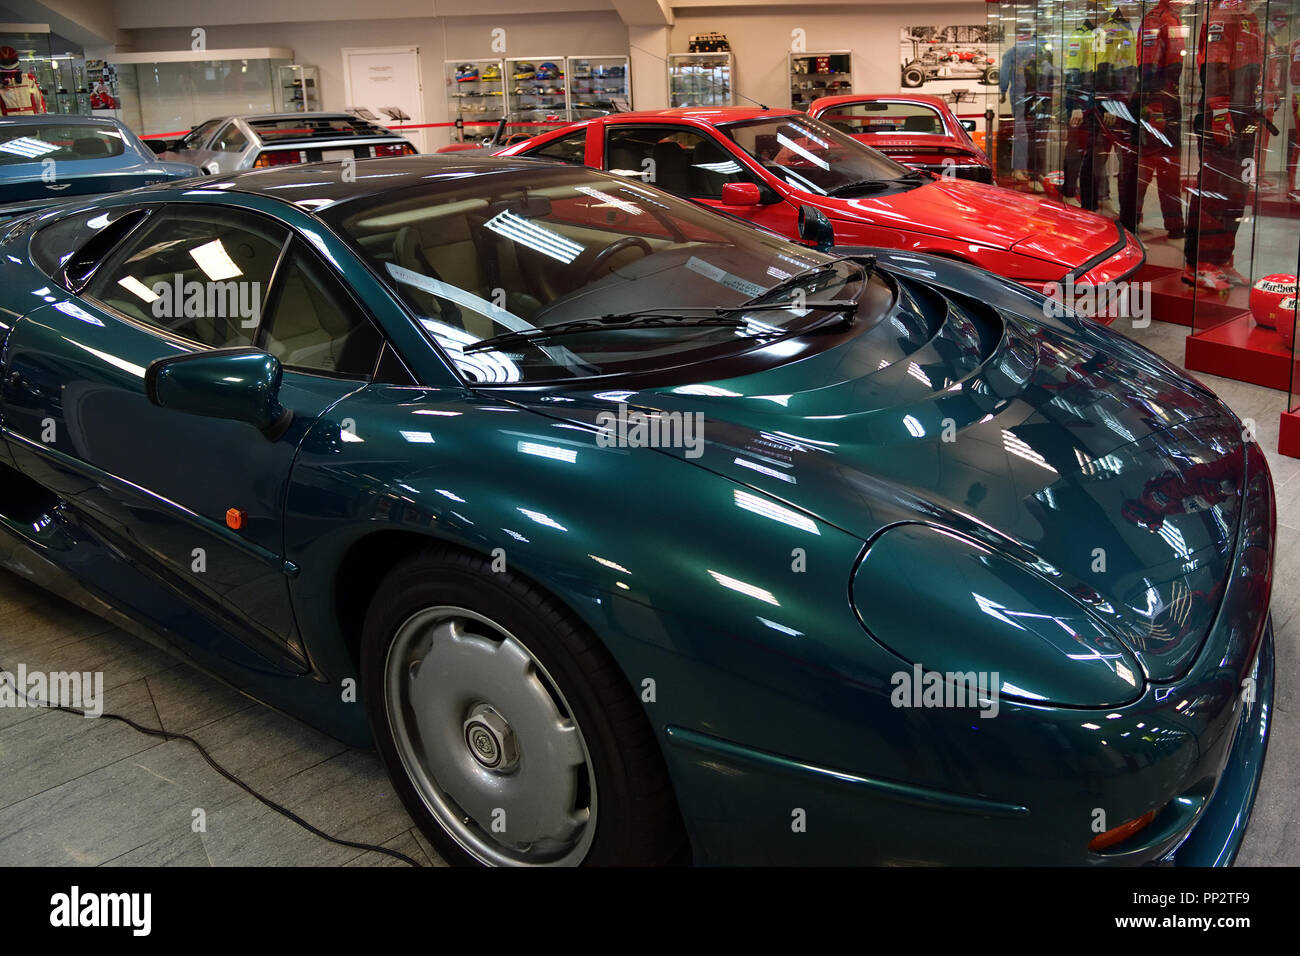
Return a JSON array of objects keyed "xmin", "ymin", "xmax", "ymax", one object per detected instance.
[
  {"xmin": 798, "ymin": 204, "xmax": 835, "ymax": 251},
  {"xmin": 145, "ymin": 348, "xmax": 293, "ymax": 440},
  {"xmin": 144, "ymin": 139, "xmax": 170, "ymax": 155},
  {"xmin": 720, "ymin": 182, "xmax": 762, "ymax": 206}
]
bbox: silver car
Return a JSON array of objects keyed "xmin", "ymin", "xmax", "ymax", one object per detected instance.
[{"xmin": 159, "ymin": 112, "xmax": 416, "ymax": 175}]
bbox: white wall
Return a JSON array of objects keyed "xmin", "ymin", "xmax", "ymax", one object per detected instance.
[
  {"xmin": 119, "ymin": 10, "xmax": 631, "ymax": 144},
  {"xmin": 112, "ymin": 0, "xmax": 990, "ymax": 142},
  {"xmin": 669, "ymin": 2, "xmax": 984, "ymax": 109}
]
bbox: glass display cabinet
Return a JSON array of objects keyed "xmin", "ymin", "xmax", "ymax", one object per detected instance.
[
  {"xmin": 986, "ymin": 0, "xmax": 1299, "ymax": 456},
  {"xmin": 445, "ymin": 58, "xmax": 506, "ymax": 144},
  {"xmin": 789, "ymin": 51, "xmax": 853, "ymax": 110},
  {"xmin": 1281, "ymin": 239, "xmax": 1300, "ymax": 457},
  {"xmin": 506, "ymin": 56, "xmax": 568, "ymax": 115},
  {"xmin": 0, "ymin": 27, "xmax": 92, "ymax": 115},
  {"xmin": 110, "ymin": 50, "xmax": 291, "ymax": 135},
  {"xmin": 567, "ymin": 55, "xmax": 630, "ymax": 111},
  {"xmin": 668, "ymin": 52, "xmax": 733, "ymax": 107},
  {"xmin": 275, "ymin": 64, "xmax": 319, "ymax": 113}
]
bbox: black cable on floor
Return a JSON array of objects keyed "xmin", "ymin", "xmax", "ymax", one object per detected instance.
[{"xmin": 0, "ymin": 664, "xmax": 421, "ymax": 867}]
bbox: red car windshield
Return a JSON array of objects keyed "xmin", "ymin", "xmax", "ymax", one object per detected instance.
[
  {"xmin": 719, "ymin": 115, "xmax": 916, "ymax": 197},
  {"xmin": 816, "ymin": 101, "xmax": 948, "ymax": 137}
]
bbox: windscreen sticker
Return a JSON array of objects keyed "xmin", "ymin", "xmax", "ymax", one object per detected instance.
[{"xmin": 685, "ymin": 256, "xmax": 767, "ymax": 298}]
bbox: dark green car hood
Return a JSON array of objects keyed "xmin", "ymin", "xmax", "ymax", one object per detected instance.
[{"xmin": 504, "ymin": 271, "xmax": 1245, "ymax": 683}]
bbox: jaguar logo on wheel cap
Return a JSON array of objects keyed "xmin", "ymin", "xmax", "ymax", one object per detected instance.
[{"xmin": 463, "ymin": 704, "xmax": 518, "ymax": 771}]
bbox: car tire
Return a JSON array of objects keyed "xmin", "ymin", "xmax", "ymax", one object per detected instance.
[
  {"xmin": 360, "ymin": 545, "xmax": 688, "ymax": 866},
  {"xmin": 982, "ymin": 67, "xmax": 1000, "ymax": 86},
  {"xmin": 901, "ymin": 65, "xmax": 925, "ymax": 88}
]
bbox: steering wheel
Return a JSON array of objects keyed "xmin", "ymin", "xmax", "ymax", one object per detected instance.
[{"xmin": 579, "ymin": 236, "xmax": 652, "ymax": 283}]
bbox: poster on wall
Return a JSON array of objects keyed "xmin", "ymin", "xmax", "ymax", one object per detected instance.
[
  {"xmin": 898, "ymin": 25, "xmax": 999, "ymax": 106},
  {"xmin": 84, "ymin": 59, "xmax": 120, "ymax": 115}
]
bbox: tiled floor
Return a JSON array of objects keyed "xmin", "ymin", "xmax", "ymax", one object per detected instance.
[{"xmin": 0, "ymin": 318, "xmax": 1294, "ymax": 867}]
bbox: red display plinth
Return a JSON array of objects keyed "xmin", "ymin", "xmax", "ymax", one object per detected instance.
[
  {"xmin": 1184, "ymin": 314, "xmax": 1293, "ymax": 391},
  {"xmin": 1280, "ymin": 408, "xmax": 1300, "ymax": 459}
]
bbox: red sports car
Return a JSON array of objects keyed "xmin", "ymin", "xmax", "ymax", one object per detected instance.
[
  {"xmin": 494, "ymin": 108, "xmax": 1144, "ymax": 296},
  {"xmin": 808, "ymin": 93, "xmax": 992, "ymax": 183}
]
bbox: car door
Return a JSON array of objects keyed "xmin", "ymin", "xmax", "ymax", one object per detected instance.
[
  {"xmin": 168, "ymin": 118, "xmax": 222, "ymax": 174},
  {"xmin": 1, "ymin": 201, "xmax": 385, "ymax": 672},
  {"xmin": 601, "ymin": 122, "xmax": 799, "ymax": 236}
]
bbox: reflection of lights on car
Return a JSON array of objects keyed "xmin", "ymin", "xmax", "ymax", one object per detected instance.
[
  {"xmin": 733, "ymin": 489, "xmax": 818, "ymax": 535},
  {"xmin": 0, "ymin": 137, "xmax": 60, "ymax": 158},
  {"xmin": 1001, "ymin": 429, "xmax": 1057, "ymax": 473},
  {"xmin": 903, "ymin": 414, "xmax": 925, "ymax": 437},
  {"xmin": 707, "ymin": 569, "xmax": 779, "ymax": 606},
  {"xmin": 757, "ymin": 617, "xmax": 803, "ymax": 637},
  {"xmin": 733, "ymin": 457, "xmax": 796, "ymax": 483},
  {"xmin": 589, "ymin": 554, "xmax": 630, "ymax": 574},
  {"xmin": 483, "ymin": 209, "xmax": 583, "ymax": 264},
  {"xmin": 188, "ymin": 239, "xmax": 243, "ymax": 281},
  {"xmin": 775, "ymin": 132, "xmax": 830, "ymax": 170},
  {"xmin": 518, "ymin": 507, "xmax": 566, "ymax": 531},
  {"xmin": 399, "ymin": 430, "xmax": 435, "ymax": 443},
  {"xmin": 435, "ymin": 488, "xmax": 465, "ymax": 502},
  {"xmin": 517, "ymin": 440, "xmax": 577, "ymax": 463},
  {"xmin": 673, "ymin": 383, "xmax": 741, "ymax": 397}
]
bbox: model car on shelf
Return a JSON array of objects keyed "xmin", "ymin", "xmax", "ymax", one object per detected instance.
[
  {"xmin": 808, "ymin": 93, "xmax": 992, "ymax": 183},
  {"xmin": 495, "ymin": 108, "xmax": 1144, "ymax": 298},
  {"xmin": 0, "ymin": 114, "xmax": 198, "ymax": 221},
  {"xmin": 156, "ymin": 112, "xmax": 417, "ymax": 175},
  {"xmin": 0, "ymin": 155, "xmax": 1272, "ymax": 866}
]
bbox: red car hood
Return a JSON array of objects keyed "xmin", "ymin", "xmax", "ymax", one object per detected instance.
[{"xmin": 822, "ymin": 177, "xmax": 1119, "ymax": 262}]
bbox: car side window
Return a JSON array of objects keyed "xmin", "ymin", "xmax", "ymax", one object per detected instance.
[
  {"xmin": 84, "ymin": 205, "xmax": 288, "ymax": 349},
  {"xmin": 605, "ymin": 125, "xmax": 754, "ymax": 200},
  {"xmin": 260, "ymin": 238, "xmax": 383, "ymax": 377},
  {"xmin": 179, "ymin": 120, "xmax": 220, "ymax": 150},
  {"xmin": 523, "ymin": 130, "xmax": 587, "ymax": 165},
  {"xmin": 211, "ymin": 122, "xmax": 248, "ymax": 153}
]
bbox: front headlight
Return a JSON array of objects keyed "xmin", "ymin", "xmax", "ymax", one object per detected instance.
[{"xmin": 850, "ymin": 523, "xmax": 1144, "ymax": 707}]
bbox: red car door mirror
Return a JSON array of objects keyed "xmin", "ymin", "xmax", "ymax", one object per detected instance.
[{"xmin": 720, "ymin": 182, "xmax": 763, "ymax": 206}]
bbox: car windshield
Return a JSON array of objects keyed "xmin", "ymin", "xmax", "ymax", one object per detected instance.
[
  {"xmin": 326, "ymin": 166, "xmax": 873, "ymax": 385},
  {"xmin": 0, "ymin": 122, "xmax": 129, "ymax": 166},
  {"xmin": 816, "ymin": 101, "xmax": 946, "ymax": 136},
  {"xmin": 719, "ymin": 115, "xmax": 916, "ymax": 196}
]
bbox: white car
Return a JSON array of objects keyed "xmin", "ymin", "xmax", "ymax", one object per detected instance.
[{"xmin": 159, "ymin": 112, "xmax": 416, "ymax": 175}]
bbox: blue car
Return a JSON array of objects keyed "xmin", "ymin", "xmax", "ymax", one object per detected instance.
[{"xmin": 0, "ymin": 114, "xmax": 198, "ymax": 221}]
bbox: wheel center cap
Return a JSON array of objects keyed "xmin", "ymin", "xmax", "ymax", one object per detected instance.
[
  {"xmin": 463, "ymin": 704, "xmax": 518, "ymax": 771},
  {"xmin": 466, "ymin": 722, "xmax": 500, "ymax": 766}
]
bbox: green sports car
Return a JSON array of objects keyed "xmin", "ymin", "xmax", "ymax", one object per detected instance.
[{"xmin": 0, "ymin": 156, "xmax": 1273, "ymax": 866}]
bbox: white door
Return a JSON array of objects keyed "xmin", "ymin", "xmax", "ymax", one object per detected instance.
[{"xmin": 342, "ymin": 46, "xmax": 427, "ymax": 154}]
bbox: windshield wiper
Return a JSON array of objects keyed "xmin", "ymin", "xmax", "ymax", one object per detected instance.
[{"xmin": 462, "ymin": 300, "xmax": 858, "ymax": 355}]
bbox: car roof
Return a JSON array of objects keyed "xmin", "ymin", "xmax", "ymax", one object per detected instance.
[
  {"xmin": 0, "ymin": 114, "xmax": 128, "ymax": 128},
  {"xmin": 196, "ymin": 155, "xmax": 574, "ymax": 211},
  {"xmin": 241, "ymin": 112, "xmax": 362, "ymax": 122},
  {"xmin": 809, "ymin": 93, "xmax": 954, "ymax": 112},
  {"xmin": 592, "ymin": 107, "xmax": 799, "ymax": 124}
]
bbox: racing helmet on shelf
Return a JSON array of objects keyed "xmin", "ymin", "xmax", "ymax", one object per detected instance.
[{"xmin": 455, "ymin": 63, "xmax": 479, "ymax": 82}]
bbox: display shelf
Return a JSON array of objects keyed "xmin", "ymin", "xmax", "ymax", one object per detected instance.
[
  {"xmin": 445, "ymin": 58, "xmax": 507, "ymax": 143},
  {"xmin": 566, "ymin": 55, "xmax": 629, "ymax": 111},
  {"xmin": 668, "ymin": 52, "xmax": 732, "ymax": 107},
  {"xmin": 275, "ymin": 64, "xmax": 319, "ymax": 113},
  {"xmin": 506, "ymin": 56, "xmax": 568, "ymax": 116},
  {"xmin": 1184, "ymin": 313, "xmax": 1293, "ymax": 391},
  {"xmin": 789, "ymin": 51, "xmax": 852, "ymax": 110}
]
